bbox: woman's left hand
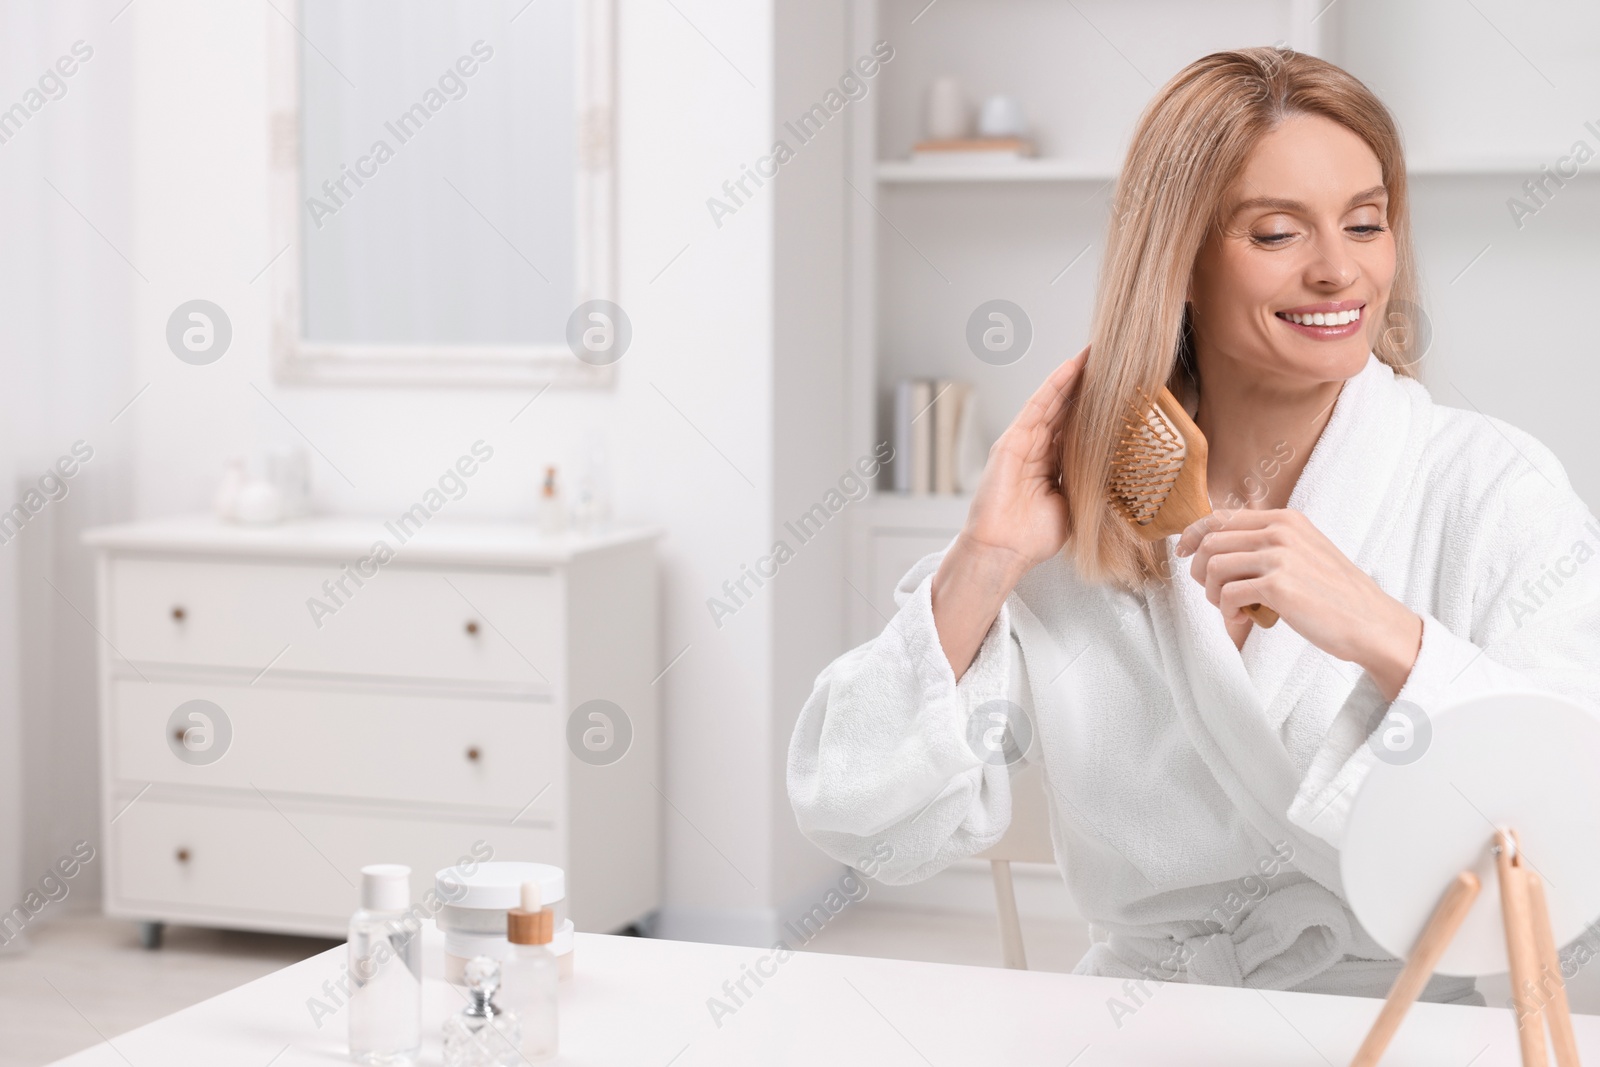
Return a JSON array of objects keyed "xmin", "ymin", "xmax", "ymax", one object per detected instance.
[{"xmin": 1174, "ymin": 508, "xmax": 1423, "ymax": 699}]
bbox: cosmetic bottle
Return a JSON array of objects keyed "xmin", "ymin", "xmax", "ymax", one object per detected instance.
[
  {"xmin": 442, "ymin": 957, "xmax": 522, "ymax": 1067},
  {"xmin": 348, "ymin": 864, "xmax": 421, "ymax": 1065},
  {"xmin": 502, "ymin": 881, "xmax": 558, "ymax": 1063},
  {"xmin": 537, "ymin": 465, "xmax": 566, "ymax": 535},
  {"xmin": 571, "ymin": 436, "xmax": 610, "ymax": 533}
]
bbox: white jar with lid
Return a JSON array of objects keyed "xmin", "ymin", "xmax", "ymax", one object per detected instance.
[{"xmin": 435, "ymin": 862, "xmax": 576, "ymax": 982}]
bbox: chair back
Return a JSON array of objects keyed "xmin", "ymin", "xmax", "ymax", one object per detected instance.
[
  {"xmin": 973, "ymin": 637, "xmax": 1056, "ymax": 968},
  {"xmin": 975, "ymin": 757, "xmax": 1054, "ymax": 864}
]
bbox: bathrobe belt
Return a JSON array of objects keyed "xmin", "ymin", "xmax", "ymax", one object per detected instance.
[
  {"xmin": 1081, "ymin": 881, "xmax": 1483, "ymax": 1001},
  {"xmin": 1094, "ymin": 882, "xmax": 1353, "ymax": 990}
]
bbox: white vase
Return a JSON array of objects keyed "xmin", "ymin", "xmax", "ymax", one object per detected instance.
[
  {"xmin": 977, "ymin": 94, "xmax": 1027, "ymax": 139},
  {"xmin": 213, "ymin": 457, "xmax": 247, "ymax": 522},
  {"xmin": 925, "ymin": 77, "xmax": 969, "ymax": 140},
  {"xmin": 234, "ymin": 481, "xmax": 285, "ymax": 525}
]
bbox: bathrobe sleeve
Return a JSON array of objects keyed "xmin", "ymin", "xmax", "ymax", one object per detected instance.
[
  {"xmin": 786, "ymin": 549, "xmax": 1023, "ymax": 884},
  {"xmin": 1289, "ymin": 430, "xmax": 1600, "ymax": 847}
]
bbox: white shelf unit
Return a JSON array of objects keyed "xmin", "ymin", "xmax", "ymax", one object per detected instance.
[
  {"xmin": 1407, "ymin": 157, "xmax": 1600, "ymax": 177},
  {"xmin": 878, "ymin": 156, "xmax": 1600, "ymax": 184},
  {"xmin": 844, "ymin": 493, "xmax": 970, "ymax": 645}
]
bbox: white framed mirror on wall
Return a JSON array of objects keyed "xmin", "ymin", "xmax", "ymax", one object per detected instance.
[{"xmin": 266, "ymin": 0, "xmax": 616, "ymax": 387}]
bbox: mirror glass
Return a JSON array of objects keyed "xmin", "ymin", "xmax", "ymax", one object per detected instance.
[{"xmin": 297, "ymin": 0, "xmax": 575, "ymax": 347}]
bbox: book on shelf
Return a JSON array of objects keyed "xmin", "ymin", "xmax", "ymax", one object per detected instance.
[
  {"xmin": 892, "ymin": 378, "xmax": 985, "ymax": 496},
  {"xmin": 932, "ymin": 379, "xmax": 966, "ymax": 495},
  {"xmin": 909, "ymin": 137, "xmax": 1036, "ymax": 163},
  {"xmin": 895, "ymin": 379, "xmax": 933, "ymax": 494}
]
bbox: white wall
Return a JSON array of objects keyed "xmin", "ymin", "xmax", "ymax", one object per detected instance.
[
  {"xmin": 769, "ymin": 0, "xmax": 858, "ymax": 919},
  {"xmin": 0, "ymin": 0, "xmax": 137, "ymax": 921}
]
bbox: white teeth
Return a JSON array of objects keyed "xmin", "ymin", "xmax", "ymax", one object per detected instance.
[{"xmin": 1282, "ymin": 307, "xmax": 1362, "ymax": 326}]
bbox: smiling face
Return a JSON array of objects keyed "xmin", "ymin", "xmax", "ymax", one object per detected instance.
[{"xmin": 1187, "ymin": 112, "xmax": 1395, "ymax": 388}]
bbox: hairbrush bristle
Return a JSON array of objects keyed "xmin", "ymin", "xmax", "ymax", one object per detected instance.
[{"xmin": 1107, "ymin": 390, "xmax": 1187, "ymax": 526}]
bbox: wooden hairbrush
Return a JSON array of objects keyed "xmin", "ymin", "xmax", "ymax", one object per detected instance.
[{"xmin": 1108, "ymin": 386, "xmax": 1279, "ymax": 627}]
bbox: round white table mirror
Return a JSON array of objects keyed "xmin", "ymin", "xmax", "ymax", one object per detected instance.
[{"xmin": 1342, "ymin": 689, "xmax": 1600, "ymax": 976}]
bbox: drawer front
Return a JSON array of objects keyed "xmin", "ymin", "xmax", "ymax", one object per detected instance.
[
  {"xmin": 112, "ymin": 679, "xmax": 562, "ymax": 816},
  {"xmin": 108, "ymin": 557, "xmax": 560, "ymax": 686},
  {"xmin": 110, "ymin": 797, "xmax": 563, "ymax": 931},
  {"xmin": 851, "ymin": 531, "xmax": 956, "ymax": 645}
]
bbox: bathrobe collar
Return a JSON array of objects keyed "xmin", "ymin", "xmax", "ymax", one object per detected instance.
[{"xmin": 1146, "ymin": 353, "xmax": 1425, "ymax": 893}]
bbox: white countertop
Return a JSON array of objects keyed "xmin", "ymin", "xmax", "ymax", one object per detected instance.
[
  {"xmin": 45, "ymin": 926, "xmax": 1600, "ymax": 1065},
  {"xmin": 82, "ymin": 514, "xmax": 660, "ymax": 567}
]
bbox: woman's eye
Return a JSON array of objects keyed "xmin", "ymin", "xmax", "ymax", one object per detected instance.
[
  {"xmin": 1249, "ymin": 232, "xmax": 1294, "ymax": 246},
  {"xmin": 1348, "ymin": 224, "xmax": 1388, "ymax": 237}
]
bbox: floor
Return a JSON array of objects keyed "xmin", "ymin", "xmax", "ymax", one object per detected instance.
[
  {"xmin": 0, "ymin": 917, "xmax": 340, "ymax": 1067},
  {"xmin": 0, "ymin": 904, "xmax": 1086, "ymax": 1066}
]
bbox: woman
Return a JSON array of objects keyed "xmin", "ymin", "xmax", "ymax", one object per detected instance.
[{"xmin": 787, "ymin": 48, "xmax": 1600, "ymax": 1002}]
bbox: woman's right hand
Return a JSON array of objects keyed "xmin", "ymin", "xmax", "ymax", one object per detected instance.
[
  {"xmin": 962, "ymin": 345, "xmax": 1089, "ymax": 574},
  {"xmin": 931, "ymin": 346, "xmax": 1089, "ymax": 678}
]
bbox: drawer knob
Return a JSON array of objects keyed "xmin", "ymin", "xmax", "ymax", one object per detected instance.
[
  {"xmin": 464, "ymin": 620, "xmax": 479, "ymax": 636},
  {"xmin": 175, "ymin": 848, "xmax": 191, "ymax": 863},
  {"xmin": 171, "ymin": 606, "xmax": 186, "ymax": 622},
  {"xmin": 465, "ymin": 746, "xmax": 481, "ymax": 762}
]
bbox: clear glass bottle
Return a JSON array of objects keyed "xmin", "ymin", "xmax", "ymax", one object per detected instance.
[
  {"xmin": 348, "ymin": 864, "xmax": 421, "ymax": 1065},
  {"xmin": 443, "ymin": 957, "xmax": 522, "ymax": 1067},
  {"xmin": 502, "ymin": 881, "xmax": 558, "ymax": 1063}
]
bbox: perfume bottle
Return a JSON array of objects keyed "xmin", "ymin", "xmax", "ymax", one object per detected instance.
[
  {"xmin": 443, "ymin": 957, "xmax": 522, "ymax": 1067},
  {"xmin": 502, "ymin": 881, "xmax": 558, "ymax": 1063},
  {"xmin": 348, "ymin": 864, "xmax": 421, "ymax": 1065}
]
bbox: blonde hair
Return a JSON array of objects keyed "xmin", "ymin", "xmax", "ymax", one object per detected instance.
[{"xmin": 1061, "ymin": 47, "xmax": 1420, "ymax": 591}]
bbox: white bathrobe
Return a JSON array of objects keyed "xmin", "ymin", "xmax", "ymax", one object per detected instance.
[{"xmin": 787, "ymin": 353, "xmax": 1600, "ymax": 1001}]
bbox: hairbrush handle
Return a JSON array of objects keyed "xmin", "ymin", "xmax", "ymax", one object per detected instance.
[{"xmin": 1243, "ymin": 603, "xmax": 1279, "ymax": 627}]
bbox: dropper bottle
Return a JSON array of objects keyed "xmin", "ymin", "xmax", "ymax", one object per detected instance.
[{"xmin": 502, "ymin": 880, "xmax": 558, "ymax": 1062}]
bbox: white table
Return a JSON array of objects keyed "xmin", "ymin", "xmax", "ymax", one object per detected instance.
[{"xmin": 47, "ymin": 928, "xmax": 1600, "ymax": 1066}]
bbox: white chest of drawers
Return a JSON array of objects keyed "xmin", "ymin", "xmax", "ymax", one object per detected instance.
[{"xmin": 82, "ymin": 516, "xmax": 659, "ymax": 940}]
